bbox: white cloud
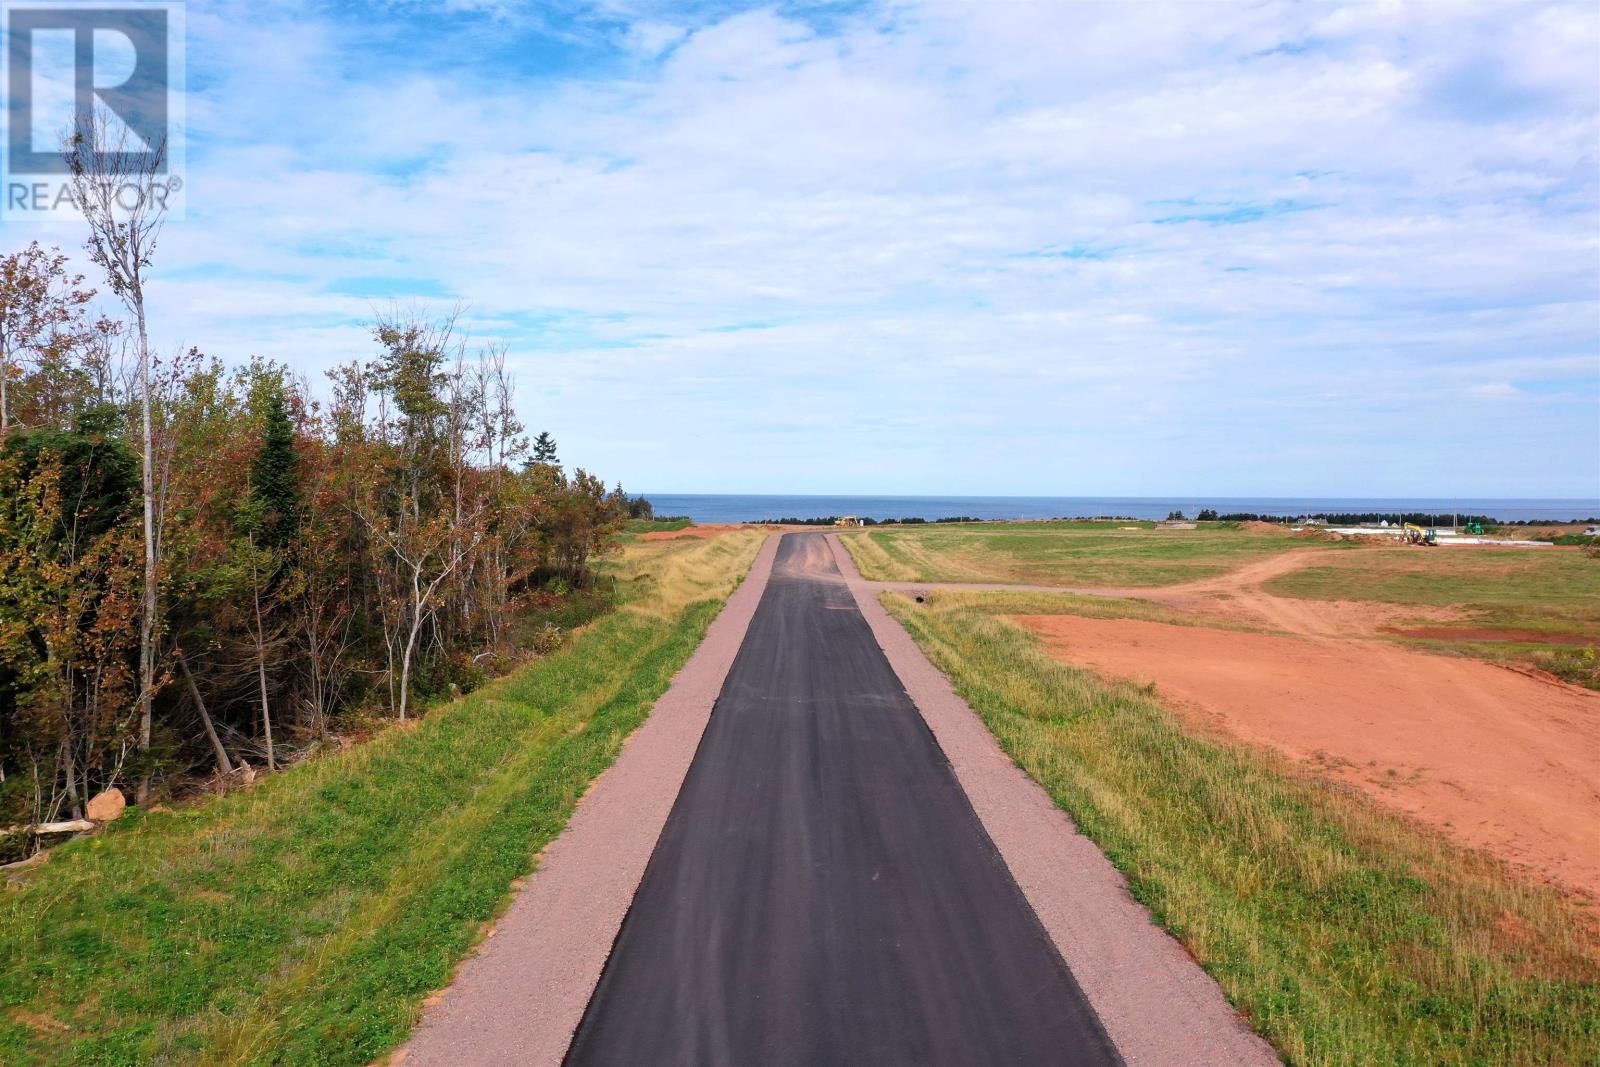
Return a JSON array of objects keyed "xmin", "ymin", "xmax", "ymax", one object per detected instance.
[{"xmin": 6, "ymin": 0, "xmax": 1597, "ymax": 496}]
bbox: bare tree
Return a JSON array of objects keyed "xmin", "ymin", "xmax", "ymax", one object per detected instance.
[
  {"xmin": 355, "ymin": 509, "xmax": 484, "ymax": 721},
  {"xmin": 472, "ymin": 343, "xmax": 527, "ymax": 649},
  {"xmin": 63, "ymin": 110, "xmax": 171, "ymax": 801}
]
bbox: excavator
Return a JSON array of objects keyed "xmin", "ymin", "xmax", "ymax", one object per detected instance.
[{"xmin": 1402, "ymin": 523, "xmax": 1437, "ymax": 546}]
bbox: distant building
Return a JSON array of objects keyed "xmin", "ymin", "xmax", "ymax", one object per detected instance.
[{"xmin": 835, "ymin": 516, "xmax": 865, "ymax": 527}]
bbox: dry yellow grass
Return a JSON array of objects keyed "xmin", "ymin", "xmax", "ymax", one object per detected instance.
[{"xmin": 607, "ymin": 527, "xmax": 767, "ymax": 617}]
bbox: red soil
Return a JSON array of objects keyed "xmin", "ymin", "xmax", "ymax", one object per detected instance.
[
  {"xmin": 1012, "ymin": 613, "xmax": 1600, "ymax": 899},
  {"xmin": 639, "ymin": 523, "xmax": 746, "ymax": 541}
]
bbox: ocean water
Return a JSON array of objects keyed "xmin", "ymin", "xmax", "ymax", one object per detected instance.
[{"xmin": 644, "ymin": 494, "xmax": 1600, "ymax": 524}]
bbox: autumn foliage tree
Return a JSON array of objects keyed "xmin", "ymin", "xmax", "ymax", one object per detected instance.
[{"xmin": 0, "ymin": 260, "xmax": 630, "ymax": 827}]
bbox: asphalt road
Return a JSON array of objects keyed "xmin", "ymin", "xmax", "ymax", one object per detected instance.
[{"xmin": 564, "ymin": 533, "xmax": 1120, "ymax": 1066}]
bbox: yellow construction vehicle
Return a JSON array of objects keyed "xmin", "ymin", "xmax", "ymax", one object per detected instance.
[{"xmin": 1402, "ymin": 523, "xmax": 1437, "ymax": 546}]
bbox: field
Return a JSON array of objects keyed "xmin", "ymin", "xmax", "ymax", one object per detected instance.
[
  {"xmin": 1264, "ymin": 546, "xmax": 1600, "ymax": 686},
  {"xmin": 847, "ymin": 520, "xmax": 1344, "ymax": 587},
  {"xmin": 0, "ymin": 529, "xmax": 766, "ymax": 1067},
  {"xmin": 887, "ymin": 588, "xmax": 1600, "ymax": 1065},
  {"xmin": 844, "ymin": 521, "xmax": 1600, "ymax": 685}
]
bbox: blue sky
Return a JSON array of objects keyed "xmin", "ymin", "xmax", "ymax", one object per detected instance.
[{"xmin": 9, "ymin": 0, "xmax": 1600, "ymax": 496}]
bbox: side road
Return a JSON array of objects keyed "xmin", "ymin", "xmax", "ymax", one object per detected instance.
[
  {"xmin": 825, "ymin": 533, "xmax": 1278, "ymax": 1066},
  {"xmin": 399, "ymin": 534, "xmax": 782, "ymax": 1066}
]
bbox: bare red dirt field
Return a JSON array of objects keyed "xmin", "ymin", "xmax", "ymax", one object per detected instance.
[
  {"xmin": 1011, "ymin": 613, "xmax": 1600, "ymax": 899},
  {"xmin": 638, "ymin": 523, "xmax": 746, "ymax": 541}
]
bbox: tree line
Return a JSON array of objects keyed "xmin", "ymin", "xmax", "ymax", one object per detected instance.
[
  {"xmin": 0, "ymin": 130, "xmax": 636, "ymax": 825},
  {"xmin": 1189, "ymin": 509, "xmax": 1503, "ymax": 526}
]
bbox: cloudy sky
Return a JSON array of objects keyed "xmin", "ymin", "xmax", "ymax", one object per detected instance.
[{"xmin": 9, "ymin": 0, "xmax": 1599, "ymax": 496}]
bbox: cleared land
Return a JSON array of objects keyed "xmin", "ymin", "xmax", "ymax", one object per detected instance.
[
  {"xmin": 0, "ymin": 529, "xmax": 765, "ymax": 1067},
  {"xmin": 1014, "ymin": 614, "xmax": 1600, "ymax": 896},
  {"xmin": 847, "ymin": 519, "xmax": 1333, "ymax": 587},
  {"xmin": 1010, "ymin": 544, "xmax": 1600, "ymax": 896},
  {"xmin": 842, "ymin": 522, "xmax": 1600, "ymax": 1063}
]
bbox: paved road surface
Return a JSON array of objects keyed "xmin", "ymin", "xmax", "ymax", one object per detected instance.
[{"xmin": 565, "ymin": 533, "xmax": 1120, "ymax": 1066}]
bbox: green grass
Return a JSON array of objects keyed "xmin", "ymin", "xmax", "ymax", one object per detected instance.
[
  {"xmin": 1265, "ymin": 548, "xmax": 1600, "ymax": 633},
  {"xmin": 622, "ymin": 517, "xmax": 693, "ymax": 535},
  {"xmin": 887, "ymin": 591, "xmax": 1600, "ymax": 1066},
  {"xmin": 0, "ymin": 531, "xmax": 766, "ymax": 1066},
  {"xmin": 844, "ymin": 522, "xmax": 1340, "ymax": 587}
]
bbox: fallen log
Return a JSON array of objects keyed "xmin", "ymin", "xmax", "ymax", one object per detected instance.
[
  {"xmin": 1, "ymin": 849, "xmax": 50, "ymax": 873},
  {"xmin": 0, "ymin": 819, "xmax": 95, "ymax": 866}
]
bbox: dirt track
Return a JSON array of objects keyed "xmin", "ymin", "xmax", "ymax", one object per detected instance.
[{"xmin": 1010, "ymin": 551, "xmax": 1600, "ymax": 899}]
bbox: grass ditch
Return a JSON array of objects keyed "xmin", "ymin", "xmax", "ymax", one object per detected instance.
[
  {"xmin": 886, "ymin": 591, "xmax": 1600, "ymax": 1066},
  {"xmin": 0, "ymin": 530, "xmax": 767, "ymax": 1067}
]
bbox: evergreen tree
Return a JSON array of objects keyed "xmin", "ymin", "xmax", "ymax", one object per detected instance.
[
  {"xmin": 530, "ymin": 430, "xmax": 558, "ymax": 466},
  {"xmin": 249, "ymin": 381, "xmax": 301, "ymax": 551}
]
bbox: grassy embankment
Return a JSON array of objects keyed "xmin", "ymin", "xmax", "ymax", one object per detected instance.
[
  {"xmin": 848, "ymin": 520, "xmax": 1344, "ymax": 587},
  {"xmin": 886, "ymin": 588, "xmax": 1599, "ymax": 1065},
  {"xmin": 1266, "ymin": 548, "xmax": 1600, "ymax": 688},
  {"xmin": 0, "ymin": 529, "xmax": 766, "ymax": 1067}
]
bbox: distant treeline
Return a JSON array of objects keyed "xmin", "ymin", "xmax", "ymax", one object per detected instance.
[
  {"xmin": 1196, "ymin": 510, "xmax": 1505, "ymax": 526},
  {"xmin": 759, "ymin": 515, "xmax": 985, "ymax": 526}
]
